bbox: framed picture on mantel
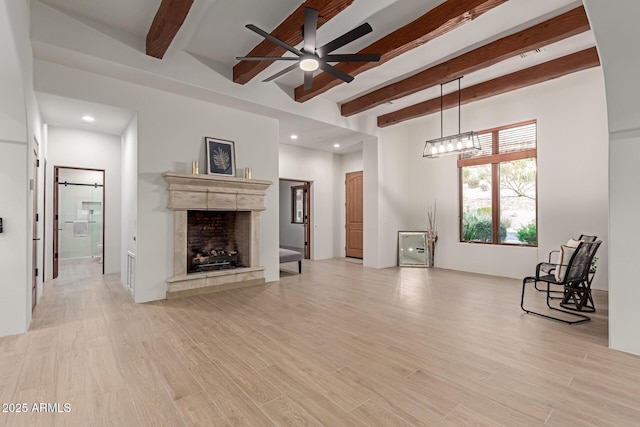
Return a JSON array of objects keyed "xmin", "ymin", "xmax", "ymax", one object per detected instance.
[{"xmin": 206, "ymin": 137, "xmax": 236, "ymax": 176}]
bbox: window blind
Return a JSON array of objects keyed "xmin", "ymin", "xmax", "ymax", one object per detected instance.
[{"xmin": 462, "ymin": 122, "xmax": 536, "ymax": 159}]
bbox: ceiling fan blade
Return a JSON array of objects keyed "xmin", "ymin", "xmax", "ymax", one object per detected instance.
[
  {"xmin": 236, "ymin": 56, "xmax": 300, "ymax": 61},
  {"xmin": 245, "ymin": 24, "xmax": 302, "ymax": 57},
  {"xmin": 318, "ymin": 61, "xmax": 354, "ymax": 84},
  {"xmin": 323, "ymin": 54, "xmax": 381, "ymax": 62},
  {"xmin": 304, "ymin": 70, "xmax": 314, "ymax": 90},
  {"xmin": 262, "ymin": 63, "xmax": 300, "ymax": 82},
  {"xmin": 317, "ymin": 23, "xmax": 373, "ymax": 56},
  {"xmin": 303, "ymin": 7, "xmax": 318, "ymax": 53}
]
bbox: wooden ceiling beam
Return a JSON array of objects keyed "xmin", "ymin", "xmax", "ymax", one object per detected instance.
[
  {"xmin": 294, "ymin": 0, "xmax": 507, "ymax": 103},
  {"xmin": 233, "ymin": 0, "xmax": 354, "ymax": 85},
  {"xmin": 146, "ymin": 0, "xmax": 195, "ymax": 59},
  {"xmin": 342, "ymin": 6, "xmax": 591, "ymax": 117},
  {"xmin": 377, "ymin": 47, "xmax": 600, "ymax": 128}
]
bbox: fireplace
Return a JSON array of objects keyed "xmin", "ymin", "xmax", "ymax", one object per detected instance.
[
  {"xmin": 162, "ymin": 172, "xmax": 272, "ymax": 299},
  {"xmin": 187, "ymin": 211, "xmax": 250, "ymax": 273}
]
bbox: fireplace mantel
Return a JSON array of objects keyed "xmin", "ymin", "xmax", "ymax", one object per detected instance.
[
  {"xmin": 162, "ymin": 171, "xmax": 272, "ymax": 211},
  {"xmin": 162, "ymin": 172, "xmax": 272, "ymax": 299}
]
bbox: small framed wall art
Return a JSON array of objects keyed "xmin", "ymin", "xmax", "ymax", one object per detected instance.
[{"xmin": 206, "ymin": 137, "xmax": 236, "ymax": 176}]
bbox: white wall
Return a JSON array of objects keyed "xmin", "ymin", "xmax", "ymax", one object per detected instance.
[
  {"xmin": 121, "ymin": 114, "xmax": 137, "ymax": 296},
  {"xmin": 279, "ymin": 180, "xmax": 305, "ymax": 250},
  {"xmin": 342, "ymin": 151, "xmax": 364, "ymax": 175},
  {"xmin": 609, "ymin": 136, "xmax": 640, "ymax": 354},
  {"xmin": 279, "ymin": 144, "xmax": 339, "ymax": 260},
  {"xmin": 36, "ymin": 60, "xmax": 280, "ymax": 303},
  {"xmin": 0, "ymin": 142, "xmax": 28, "ymax": 336},
  {"xmin": 45, "ymin": 126, "xmax": 122, "ymax": 277},
  {"xmin": 404, "ymin": 68, "xmax": 609, "ymax": 287},
  {"xmin": 0, "ymin": 0, "xmax": 41, "ymax": 337},
  {"xmin": 584, "ymin": 0, "xmax": 640, "ymax": 355},
  {"xmin": 374, "ymin": 126, "xmax": 411, "ymax": 268}
]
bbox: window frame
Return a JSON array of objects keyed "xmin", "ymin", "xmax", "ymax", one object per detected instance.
[{"xmin": 458, "ymin": 119, "xmax": 538, "ymax": 246}]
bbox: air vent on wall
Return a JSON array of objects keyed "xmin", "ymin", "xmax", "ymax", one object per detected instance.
[{"xmin": 520, "ymin": 47, "xmax": 545, "ymax": 59}]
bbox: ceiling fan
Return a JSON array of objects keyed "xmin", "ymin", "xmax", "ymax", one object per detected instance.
[{"xmin": 236, "ymin": 7, "xmax": 381, "ymax": 89}]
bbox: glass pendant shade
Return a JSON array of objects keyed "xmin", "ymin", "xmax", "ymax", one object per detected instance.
[
  {"xmin": 423, "ymin": 131, "xmax": 481, "ymax": 158},
  {"xmin": 423, "ymin": 77, "xmax": 481, "ymax": 159}
]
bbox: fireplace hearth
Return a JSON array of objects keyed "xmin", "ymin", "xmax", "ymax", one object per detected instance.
[{"xmin": 163, "ymin": 172, "xmax": 272, "ymax": 299}]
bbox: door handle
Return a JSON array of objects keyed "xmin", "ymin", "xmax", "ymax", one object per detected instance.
[{"xmin": 33, "ymin": 238, "xmax": 41, "ymax": 241}]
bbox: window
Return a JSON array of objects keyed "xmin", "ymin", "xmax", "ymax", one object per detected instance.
[
  {"xmin": 459, "ymin": 121, "xmax": 537, "ymax": 245},
  {"xmin": 291, "ymin": 185, "xmax": 305, "ymax": 224}
]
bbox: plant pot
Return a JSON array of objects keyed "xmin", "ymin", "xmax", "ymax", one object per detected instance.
[{"xmin": 426, "ymin": 240, "xmax": 436, "ymax": 268}]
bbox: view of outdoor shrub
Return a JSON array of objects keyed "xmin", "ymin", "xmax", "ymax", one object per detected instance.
[
  {"xmin": 462, "ymin": 209, "xmax": 507, "ymax": 242},
  {"xmin": 467, "ymin": 177, "xmax": 480, "ymax": 189},
  {"xmin": 516, "ymin": 222, "xmax": 537, "ymax": 245}
]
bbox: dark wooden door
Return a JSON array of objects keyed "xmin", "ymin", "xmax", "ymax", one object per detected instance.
[
  {"xmin": 301, "ymin": 182, "xmax": 311, "ymax": 259},
  {"xmin": 32, "ymin": 147, "xmax": 39, "ymax": 310},
  {"xmin": 345, "ymin": 171, "xmax": 363, "ymax": 259},
  {"xmin": 53, "ymin": 167, "xmax": 59, "ymax": 279}
]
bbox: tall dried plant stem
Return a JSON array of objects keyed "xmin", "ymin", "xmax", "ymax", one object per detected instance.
[{"xmin": 427, "ymin": 200, "xmax": 437, "ymax": 241}]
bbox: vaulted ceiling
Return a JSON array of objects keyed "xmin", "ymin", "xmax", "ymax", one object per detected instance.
[{"xmin": 34, "ymin": 0, "xmax": 597, "ymax": 151}]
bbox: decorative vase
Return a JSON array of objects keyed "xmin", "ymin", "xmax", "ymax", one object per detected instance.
[{"xmin": 426, "ymin": 239, "xmax": 436, "ymax": 268}]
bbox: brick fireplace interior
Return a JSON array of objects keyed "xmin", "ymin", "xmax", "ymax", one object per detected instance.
[{"xmin": 187, "ymin": 210, "xmax": 251, "ymax": 274}]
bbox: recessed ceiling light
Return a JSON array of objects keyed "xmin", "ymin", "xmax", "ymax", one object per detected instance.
[
  {"xmin": 82, "ymin": 115, "xmax": 95, "ymax": 123},
  {"xmin": 290, "ymin": 134, "xmax": 298, "ymax": 140},
  {"xmin": 333, "ymin": 143, "xmax": 340, "ymax": 148}
]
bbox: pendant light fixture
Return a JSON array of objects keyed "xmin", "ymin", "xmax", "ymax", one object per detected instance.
[{"xmin": 423, "ymin": 77, "xmax": 481, "ymax": 158}]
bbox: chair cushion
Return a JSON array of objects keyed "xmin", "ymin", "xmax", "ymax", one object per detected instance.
[
  {"xmin": 555, "ymin": 244, "xmax": 577, "ymax": 281},
  {"xmin": 279, "ymin": 248, "xmax": 303, "ymax": 263}
]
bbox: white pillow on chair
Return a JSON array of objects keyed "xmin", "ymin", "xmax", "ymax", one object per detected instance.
[
  {"xmin": 555, "ymin": 244, "xmax": 577, "ymax": 281},
  {"xmin": 542, "ymin": 238, "xmax": 581, "ymax": 276},
  {"xmin": 566, "ymin": 238, "xmax": 581, "ymax": 248}
]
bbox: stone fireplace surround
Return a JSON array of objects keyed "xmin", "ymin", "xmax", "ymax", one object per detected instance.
[{"xmin": 162, "ymin": 172, "xmax": 272, "ymax": 299}]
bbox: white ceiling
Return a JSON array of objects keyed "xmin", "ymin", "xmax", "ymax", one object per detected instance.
[
  {"xmin": 34, "ymin": 0, "xmax": 593, "ymax": 153},
  {"xmin": 37, "ymin": 92, "xmax": 135, "ymax": 136}
]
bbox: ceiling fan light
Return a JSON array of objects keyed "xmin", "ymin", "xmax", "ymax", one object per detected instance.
[{"xmin": 299, "ymin": 58, "xmax": 319, "ymax": 71}]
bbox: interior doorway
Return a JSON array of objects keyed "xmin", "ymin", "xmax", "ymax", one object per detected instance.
[
  {"xmin": 53, "ymin": 167, "xmax": 105, "ymax": 279},
  {"xmin": 32, "ymin": 145, "xmax": 40, "ymax": 310},
  {"xmin": 345, "ymin": 171, "xmax": 363, "ymax": 259},
  {"xmin": 279, "ymin": 179, "xmax": 311, "ymax": 259}
]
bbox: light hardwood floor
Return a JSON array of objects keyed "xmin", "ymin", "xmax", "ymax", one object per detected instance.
[
  {"xmin": 1, "ymin": 260, "xmax": 639, "ymax": 426},
  {"xmin": 58, "ymin": 258, "xmax": 103, "ymax": 280}
]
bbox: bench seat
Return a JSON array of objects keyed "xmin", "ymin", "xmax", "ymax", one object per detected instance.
[{"xmin": 279, "ymin": 248, "xmax": 302, "ymax": 273}]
